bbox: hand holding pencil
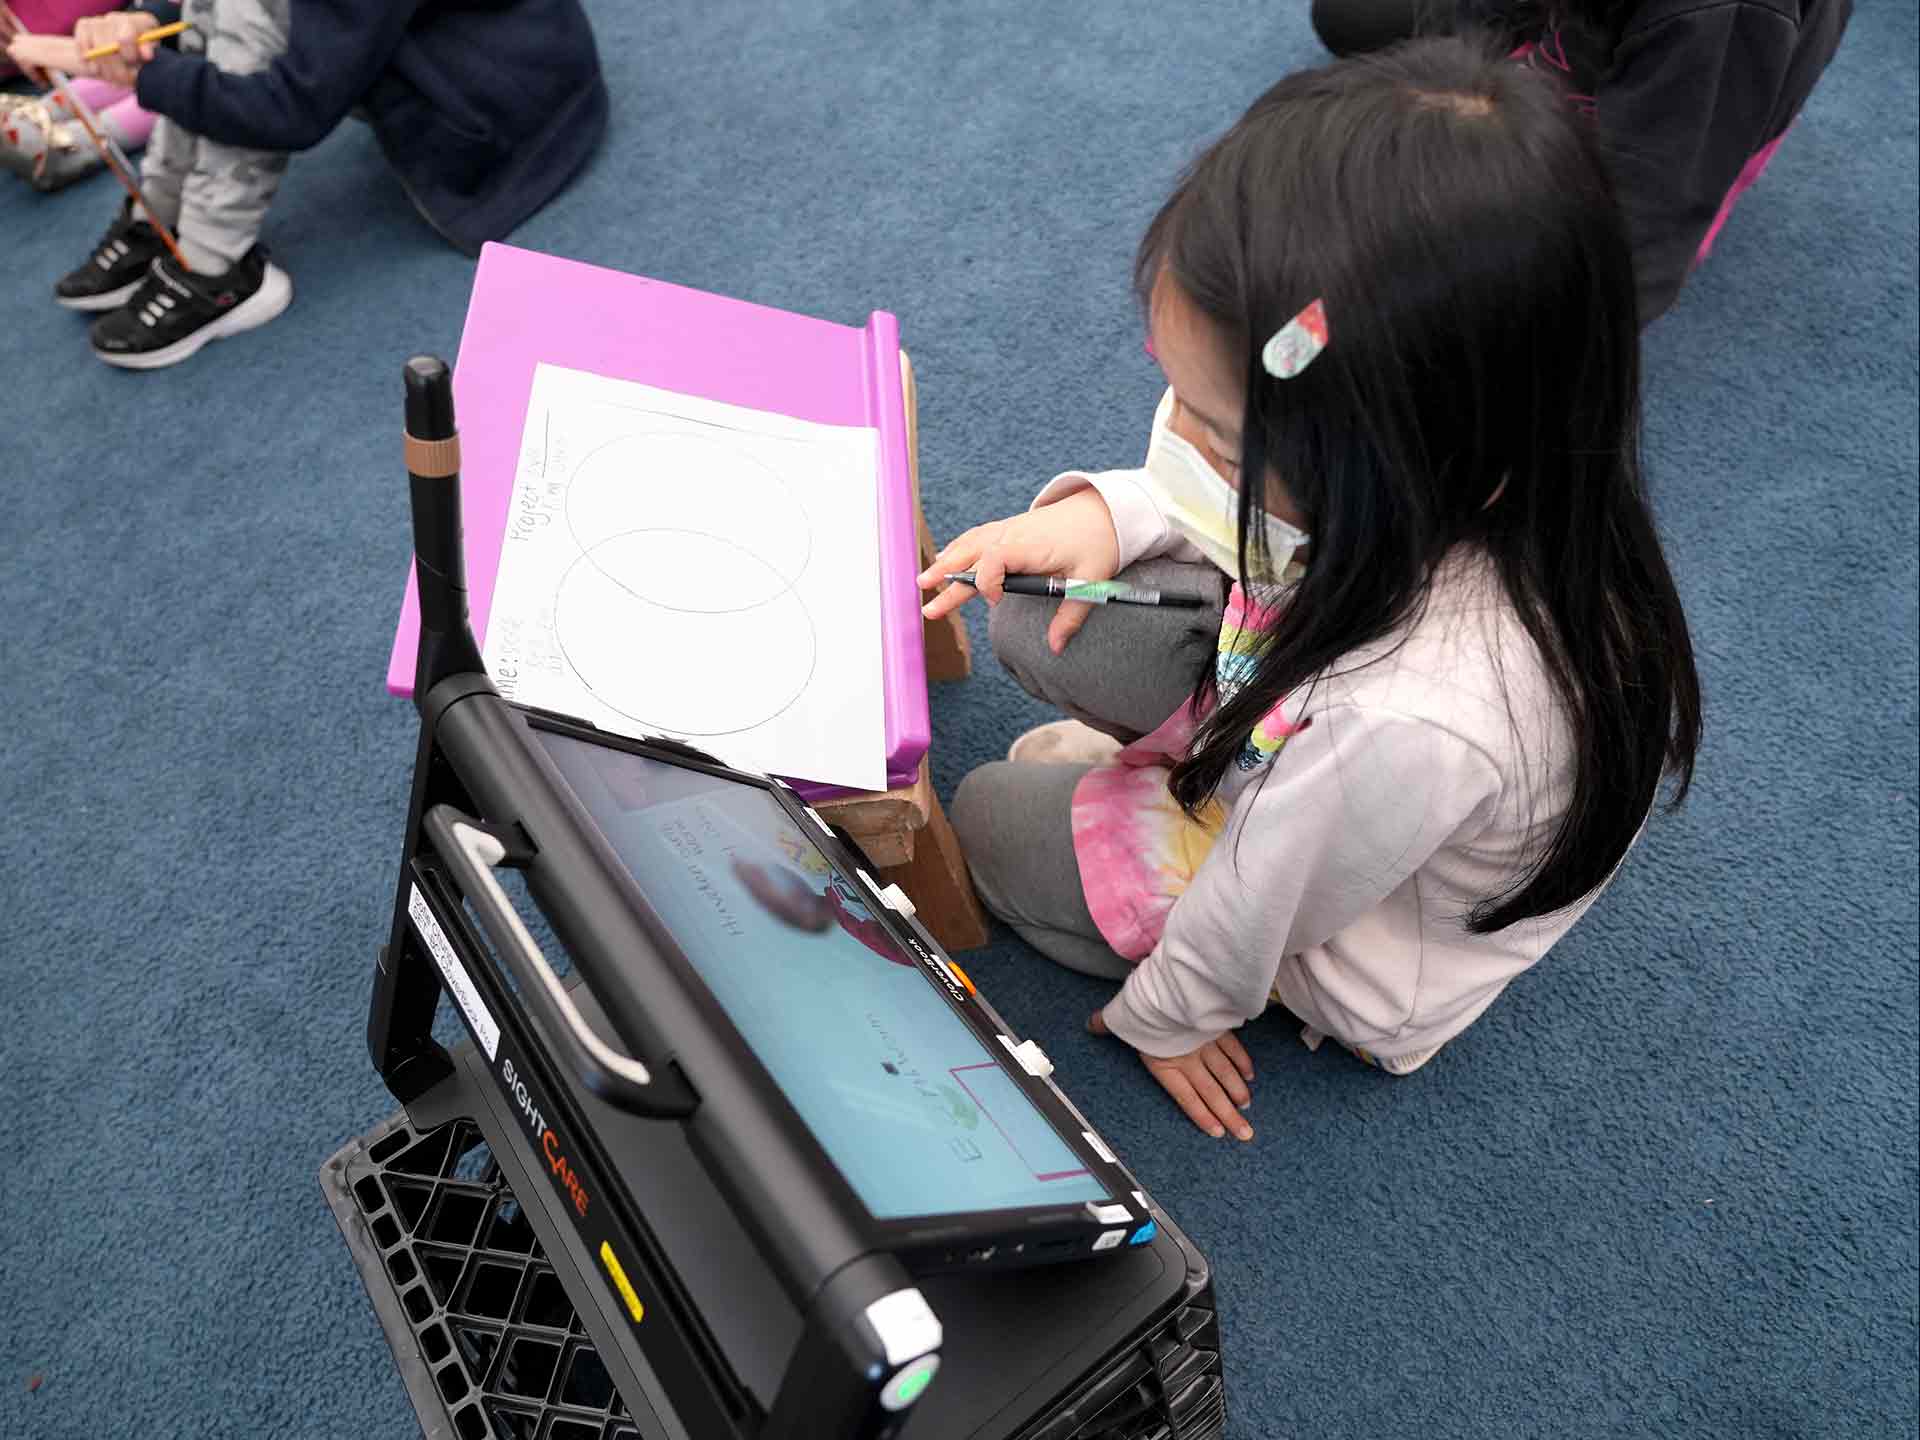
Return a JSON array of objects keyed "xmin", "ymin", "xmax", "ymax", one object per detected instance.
[
  {"xmin": 5, "ymin": 6, "xmax": 194, "ymax": 271},
  {"xmin": 918, "ymin": 489, "xmax": 1126, "ymax": 655},
  {"xmin": 72, "ymin": 11, "xmax": 187, "ymax": 88},
  {"xmin": 83, "ymin": 17, "xmax": 190, "ymax": 58},
  {"xmin": 942, "ymin": 571, "xmax": 1205, "ymax": 609}
]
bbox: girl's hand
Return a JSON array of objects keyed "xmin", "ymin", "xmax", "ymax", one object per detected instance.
[
  {"xmin": 1089, "ymin": 1008, "xmax": 1256, "ymax": 1141},
  {"xmin": 917, "ymin": 489, "xmax": 1121, "ymax": 654},
  {"xmin": 0, "ymin": 10, "xmax": 51, "ymax": 87},
  {"xmin": 7, "ymin": 31, "xmax": 83, "ymax": 80},
  {"xmin": 73, "ymin": 10, "xmax": 156, "ymax": 88}
]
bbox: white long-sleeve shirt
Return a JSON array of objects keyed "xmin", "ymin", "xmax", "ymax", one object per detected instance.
[{"xmin": 1033, "ymin": 455, "xmax": 1595, "ymax": 1074}]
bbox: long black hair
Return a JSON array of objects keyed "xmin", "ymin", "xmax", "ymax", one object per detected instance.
[{"xmin": 1138, "ymin": 36, "xmax": 1701, "ymax": 933}]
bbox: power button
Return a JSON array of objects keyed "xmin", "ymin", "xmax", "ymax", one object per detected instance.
[{"xmin": 880, "ymin": 1353, "xmax": 941, "ymax": 1411}]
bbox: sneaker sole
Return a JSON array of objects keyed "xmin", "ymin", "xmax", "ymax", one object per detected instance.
[
  {"xmin": 1006, "ymin": 719, "xmax": 1126, "ymax": 766},
  {"xmin": 94, "ymin": 262, "xmax": 293, "ymax": 371},
  {"xmin": 56, "ymin": 279, "xmax": 144, "ymax": 313}
]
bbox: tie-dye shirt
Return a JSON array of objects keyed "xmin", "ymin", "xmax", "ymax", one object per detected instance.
[{"xmin": 1071, "ymin": 583, "xmax": 1304, "ymax": 962}]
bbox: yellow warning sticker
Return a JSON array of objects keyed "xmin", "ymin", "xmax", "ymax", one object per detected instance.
[{"xmin": 599, "ymin": 1241, "xmax": 645, "ymax": 1324}]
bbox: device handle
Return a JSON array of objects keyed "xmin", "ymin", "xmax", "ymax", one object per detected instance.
[{"xmin": 423, "ymin": 802, "xmax": 696, "ymax": 1119}]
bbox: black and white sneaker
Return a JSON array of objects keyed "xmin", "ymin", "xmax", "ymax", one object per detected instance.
[
  {"xmin": 54, "ymin": 201, "xmax": 168, "ymax": 312},
  {"xmin": 89, "ymin": 245, "xmax": 293, "ymax": 371}
]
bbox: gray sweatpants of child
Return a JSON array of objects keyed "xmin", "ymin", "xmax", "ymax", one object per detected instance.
[
  {"xmin": 138, "ymin": 0, "xmax": 292, "ymax": 273},
  {"xmin": 949, "ymin": 558, "xmax": 1224, "ymax": 980}
]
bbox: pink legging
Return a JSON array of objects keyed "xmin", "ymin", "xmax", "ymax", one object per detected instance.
[{"xmin": 52, "ymin": 74, "xmax": 156, "ymax": 148}]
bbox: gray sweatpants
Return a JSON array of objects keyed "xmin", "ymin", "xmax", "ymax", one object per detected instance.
[
  {"xmin": 138, "ymin": 0, "xmax": 292, "ymax": 273},
  {"xmin": 950, "ymin": 558, "xmax": 1224, "ymax": 978}
]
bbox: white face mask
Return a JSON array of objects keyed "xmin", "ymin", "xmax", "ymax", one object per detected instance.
[{"xmin": 1144, "ymin": 388, "xmax": 1309, "ymax": 583}]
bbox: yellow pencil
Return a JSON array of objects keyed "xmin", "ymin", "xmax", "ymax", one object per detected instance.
[{"xmin": 83, "ymin": 19, "xmax": 191, "ymax": 59}]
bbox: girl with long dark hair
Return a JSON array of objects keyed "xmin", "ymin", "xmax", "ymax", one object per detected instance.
[{"xmin": 922, "ymin": 37, "xmax": 1703, "ymax": 1139}]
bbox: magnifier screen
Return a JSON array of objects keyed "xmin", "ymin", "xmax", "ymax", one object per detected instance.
[{"xmin": 536, "ymin": 729, "xmax": 1111, "ymax": 1220}]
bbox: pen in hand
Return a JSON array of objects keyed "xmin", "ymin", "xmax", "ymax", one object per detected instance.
[{"xmin": 943, "ymin": 571, "xmax": 1206, "ymax": 609}]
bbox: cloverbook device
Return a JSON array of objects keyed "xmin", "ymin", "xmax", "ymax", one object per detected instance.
[{"xmin": 327, "ymin": 357, "xmax": 1229, "ymax": 1440}]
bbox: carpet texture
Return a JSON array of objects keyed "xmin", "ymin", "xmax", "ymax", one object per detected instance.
[{"xmin": 1, "ymin": 4, "xmax": 1914, "ymax": 1437}]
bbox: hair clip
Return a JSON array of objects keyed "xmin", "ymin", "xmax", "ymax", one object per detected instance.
[{"xmin": 1260, "ymin": 299, "xmax": 1329, "ymax": 380}]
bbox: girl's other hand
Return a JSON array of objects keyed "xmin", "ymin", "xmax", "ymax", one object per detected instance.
[
  {"xmin": 8, "ymin": 31, "xmax": 83, "ymax": 79},
  {"xmin": 0, "ymin": 11, "xmax": 47, "ymax": 86},
  {"xmin": 1088, "ymin": 1008, "xmax": 1255, "ymax": 1141},
  {"xmin": 917, "ymin": 489, "xmax": 1121, "ymax": 654},
  {"xmin": 73, "ymin": 10, "xmax": 156, "ymax": 88}
]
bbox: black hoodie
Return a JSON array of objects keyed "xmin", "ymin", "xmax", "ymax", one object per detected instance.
[
  {"xmin": 131, "ymin": 0, "xmax": 608, "ymax": 254},
  {"xmin": 1314, "ymin": 0, "xmax": 1854, "ymax": 323},
  {"xmin": 1543, "ymin": 0, "xmax": 1854, "ymax": 322}
]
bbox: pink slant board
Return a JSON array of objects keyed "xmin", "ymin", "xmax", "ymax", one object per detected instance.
[{"xmin": 387, "ymin": 242, "xmax": 929, "ymax": 797}]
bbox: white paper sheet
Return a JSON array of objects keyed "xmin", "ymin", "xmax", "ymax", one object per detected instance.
[{"xmin": 484, "ymin": 363, "xmax": 886, "ymax": 791}]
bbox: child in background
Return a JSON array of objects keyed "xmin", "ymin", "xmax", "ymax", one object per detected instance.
[
  {"xmin": 921, "ymin": 38, "xmax": 1702, "ymax": 1139},
  {"xmin": 7, "ymin": 0, "xmax": 606, "ymax": 369},
  {"xmin": 1308, "ymin": 0, "xmax": 1853, "ymax": 324},
  {"xmin": 1, "ymin": 2, "xmax": 155, "ymax": 191}
]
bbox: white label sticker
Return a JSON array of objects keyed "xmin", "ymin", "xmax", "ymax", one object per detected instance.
[
  {"xmin": 409, "ymin": 884, "xmax": 500, "ymax": 1060},
  {"xmin": 1092, "ymin": 1229, "xmax": 1126, "ymax": 1252}
]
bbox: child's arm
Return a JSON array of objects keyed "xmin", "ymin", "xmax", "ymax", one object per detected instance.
[
  {"xmin": 1100, "ymin": 704, "xmax": 1502, "ymax": 1080},
  {"xmin": 130, "ymin": 0, "xmax": 425, "ymax": 153},
  {"xmin": 919, "ymin": 488, "xmax": 1123, "ymax": 655},
  {"xmin": 1027, "ymin": 388, "xmax": 1215, "ymax": 574},
  {"xmin": 67, "ymin": 8, "xmax": 171, "ymax": 89},
  {"xmin": 920, "ymin": 390, "xmax": 1217, "ymax": 650},
  {"xmin": 6, "ymin": 31, "xmax": 83, "ymax": 73},
  {"xmin": 1026, "ymin": 466, "xmax": 1197, "ymax": 575}
]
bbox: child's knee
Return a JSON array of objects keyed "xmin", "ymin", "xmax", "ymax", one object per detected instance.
[
  {"xmin": 951, "ymin": 760, "xmax": 1045, "ymax": 916},
  {"xmin": 949, "ymin": 766, "xmax": 1002, "ymax": 906},
  {"xmin": 950, "ymin": 764, "xmax": 999, "ymax": 870}
]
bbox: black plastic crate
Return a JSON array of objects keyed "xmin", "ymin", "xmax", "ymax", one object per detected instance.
[
  {"xmin": 324, "ymin": 1111, "xmax": 642, "ymax": 1440},
  {"xmin": 1024, "ymin": 1298, "xmax": 1224, "ymax": 1440},
  {"xmin": 326, "ymin": 1107, "xmax": 1225, "ymax": 1440}
]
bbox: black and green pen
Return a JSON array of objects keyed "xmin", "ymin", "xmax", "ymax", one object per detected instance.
[{"xmin": 944, "ymin": 571, "xmax": 1206, "ymax": 608}]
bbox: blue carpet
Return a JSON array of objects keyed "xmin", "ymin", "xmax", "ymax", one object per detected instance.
[{"xmin": 2, "ymin": 4, "xmax": 1914, "ymax": 1437}]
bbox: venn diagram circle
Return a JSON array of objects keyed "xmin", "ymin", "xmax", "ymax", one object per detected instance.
[{"xmin": 554, "ymin": 429, "xmax": 818, "ymax": 737}]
